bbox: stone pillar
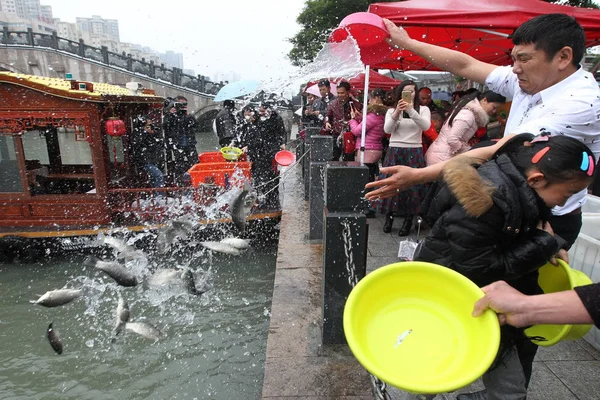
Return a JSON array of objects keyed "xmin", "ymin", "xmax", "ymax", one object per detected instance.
[
  {"xmin": 308, "ymin": 135, "xmax": 332, "ymax": 240},
  {"xmin": 101, "ymin": 46, "xmax": 109, "ymax": 64},
  {"xmin": 1, "ymin": 27, "xmax": 9, "ymax": 45},
  {"xmin": 322, "ymin": 162, "xmax": 369, "ymax": 345},
  {"xmin": 304, "ymin": 127, "xmax": 321, "ymax": 201},
  {"xmin": 26, "ymin": 28, "xmax": 34, "ymax": 46},
  {"xmin": 79, "ymin": 39, "xmax": 86, "ymax": 57},
  {"xmin": 51, "ymin": 31, "xmax": 59, "ymax": 49}
]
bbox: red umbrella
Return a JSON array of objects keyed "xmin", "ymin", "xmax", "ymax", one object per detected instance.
[{"xmin": 368, "ymin": 0, "xmax": 600, "ymax": 70}]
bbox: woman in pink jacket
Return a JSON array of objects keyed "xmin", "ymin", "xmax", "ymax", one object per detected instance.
[
  {"xmin": 349, "ymin": 88, "xmax": 389, "ymax": 217},
  {"xmin": 425, "ymin": 90, "xmax": 505, "ymax": 165},
  {"xmin": 349, "ymin": 88, "xmax": 388, "ymax": 182}
]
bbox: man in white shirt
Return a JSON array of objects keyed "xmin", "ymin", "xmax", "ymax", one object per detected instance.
[
  {"xmin": 367, "ymin": 13, "xmax": 600, "ymax": 246},
  {"xmin": 365, "ymin": 13, "xmax": 600, "ymax": 400}
]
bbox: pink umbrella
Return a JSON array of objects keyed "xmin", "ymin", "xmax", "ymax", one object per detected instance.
[{"xmin": 305, "ymin": 82, "xmax": 337, "ymax": 97}]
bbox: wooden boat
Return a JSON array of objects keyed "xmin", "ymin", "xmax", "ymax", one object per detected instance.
[{"xmin": 0, "ymin": 72, "xmax": 281, "ymax": 260}]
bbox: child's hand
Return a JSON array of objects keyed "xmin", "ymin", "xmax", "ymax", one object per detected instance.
[{"xmin": 550, "ymin": 249, "xmax": 569, "ymax": 266}]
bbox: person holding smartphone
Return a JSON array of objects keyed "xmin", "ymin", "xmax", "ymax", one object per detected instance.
[
  {"xmin": 379, "ymin": 80, "xmax": 431, "ymax": 235},
  {"xmin": 324, "ymin": 81, "xmax": 361, "ymax": 161}
]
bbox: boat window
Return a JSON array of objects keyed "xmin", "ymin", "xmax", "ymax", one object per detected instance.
[
  {"xmin": 0, "ymin": 135, "xmax": 24, "ymax": 193},
  {"xmin": 22, "ymin": 127, "xmax": 95, "ymax": 195}
]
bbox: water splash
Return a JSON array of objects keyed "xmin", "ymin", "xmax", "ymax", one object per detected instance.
[{"xmin": 253, "ymin": 36, "xmax": 365, "ymax": 100}]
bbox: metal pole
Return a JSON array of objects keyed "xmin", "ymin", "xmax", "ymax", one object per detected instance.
[{"xmin": 359, "ymin": 65, "xmax": 370, "ymax": 165}]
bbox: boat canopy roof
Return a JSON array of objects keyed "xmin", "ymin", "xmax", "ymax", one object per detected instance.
[{"xmin": 0, "ymin": 72, "xmax": 163, "ymax": 104}]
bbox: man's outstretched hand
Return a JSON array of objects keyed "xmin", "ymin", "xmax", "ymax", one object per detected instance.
[{"xmin": 364, "ymin": 165, "xmax": 420, "ymax": 200}]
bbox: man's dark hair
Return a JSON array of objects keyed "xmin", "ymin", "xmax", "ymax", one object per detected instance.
[
  {"xmin": 337, "ymin": 81, "xmax": 351, "ymax": 92},
  {"xmin": 512, "ymin": 13, "xmax": 585, "ymax": 67},
  {"xmin": 175, "ymin": 95, "xmax": 188, "ymax": 102},
  {"xmin": 318, "ymin": 79, "xmax": 331, "ymax": 88},
  {"xmin": 223, "ymin": 100, "xmax": 235, "ymax": 109}
]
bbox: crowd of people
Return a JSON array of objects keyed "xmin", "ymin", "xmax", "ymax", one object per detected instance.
[
  {"xmin": 356, "ymin": 13, "xmax": 600, "ymax": 400},
  {"xmin": 128, "ymin": 95, "xmax": 287, "ymax": 209},
  {"xmin": 299, "ymin": 67, "xmax": 507, "ymax": 235},
  {"xmin": 215, "ymin": 100, "xmax": 287, "ymax": 209},
  {"xmin": 130, "ymin": 95, "xmax": 198, "ymax": 189}
]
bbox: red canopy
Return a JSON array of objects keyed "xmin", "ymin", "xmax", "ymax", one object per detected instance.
[
  {"xmin": 305, "ymin": 69, "xmax": 401, "ymax": 93},
  {"xmin": 348, "ymin": 69, "xmax": 401, "ymax": 91},
  {"xmin": 368, "ymin": 0, "xmax": 600, "ymax": 70}
]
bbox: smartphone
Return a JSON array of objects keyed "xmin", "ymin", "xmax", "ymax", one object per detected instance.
[{"xmin": 402, "ymin": 90, "xmax": 412, "ymax": 103}]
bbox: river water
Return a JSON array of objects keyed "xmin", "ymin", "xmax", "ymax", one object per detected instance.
[{"xmin": 0, "ymin": 130, "xmax": 278, "ymax": 400}]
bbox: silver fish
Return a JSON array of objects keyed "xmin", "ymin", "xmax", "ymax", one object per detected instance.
[
  {"xmin": 200, "ymin": 241, "xmax": 241, "ymax": 255},
  {"xmin": 147, "ymin": 269, "xmax": 205, "ymax": 296},
  {"xmin": 125, "ymin": 322, "xmax": 163, "ymax": 341},
  {"xmin": 219, "ymin": 237, "xmax": 250, "ymax": 250},
  {"xmin": 100, "ymin": 235, "xmax": 146, "ymax": 262},
  {"xmin": 394, "ymin": 329, "xmax": 413, "ymax": 348},
  {"xmin": 30, "ymin": 289, "xmax": 82, "ymax": 307},
  {"xmin": 111, "ymin": 293, "xmax": 131, "ymax": 341},
  {"xmin": 229, "ymin": 181, "xmax": 252, "ymax": 233},
  {"xmin": 156, "ymin": 217, "xmax": 195, "ymax": 253},
  {"xmin": 181, "ymin": 269, "xmax": 206, "ymax": 296},
  {"xmin": 92, "ymin": 258, "xmax": 138, "ymax": 287},
  {"xmin": 46, "ymin": 322, "xmax": 63, "ymax": 355}
]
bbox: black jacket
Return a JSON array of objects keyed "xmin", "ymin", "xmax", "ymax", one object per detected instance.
[
  {"xmin": 416, "ymin": 154, "xmax": 566, "ymax": 295},
  {"xmin": 163, "ymin": 112, "xmax": 197, "ymax": 149},
  {"xmin": 255, "ymin": 112, "xmax": 285, "ymax": 158},
  {"xmin": 215, "ymin": 107, "xmax": 237, "ymax": 141},
  {"xmin": 130, "ymin": 125, "xmax": 164, "ymax": 167}
]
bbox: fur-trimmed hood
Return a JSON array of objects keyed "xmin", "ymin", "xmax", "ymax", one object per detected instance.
[
  {"xmin": 441, "ymin": 154, "xmax": 543, "ymax": 233},
  {"xmin": 464, "ymin": 98, "xmax": 489, "ymax": 127},
  {"xmin": 367, "ymin": 103, "xmax": 389, "ymax": 116},
  {"xmin": 442, "ymin": 156, "xmax": 494, "ymax": 217}
]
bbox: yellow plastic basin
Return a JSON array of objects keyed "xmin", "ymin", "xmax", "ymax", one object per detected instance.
[
  {"xmin": 343, "ymin": 262, "xmax": 500, "ymax": 394},
  {"xmin": 220, "ymin": 146, "xmax": 243, "ymax": 161},
  {"xmin": 525, "ymin": 260, "xmax": 593, "ymax": 346}
]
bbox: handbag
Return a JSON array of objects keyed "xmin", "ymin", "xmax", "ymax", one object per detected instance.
[
  {"xmin": 397, "ymin": 217, "xmax": 424, "ymax": 261},
  {"xmin": 343, "ymin": 131, "xmax": 356, "ymax": 155}
]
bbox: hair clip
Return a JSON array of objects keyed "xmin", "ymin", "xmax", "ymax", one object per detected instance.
[
  {"xmin": 530, "ymin": 134, "xmax": 550, "ymax": 144},
  {"xmin": 582, "ymin": 153, "xmax": 595, "ymax": 176},
  {"xmin": 532, "ymin": 146, "xmax": 550, "ymax": 164}
]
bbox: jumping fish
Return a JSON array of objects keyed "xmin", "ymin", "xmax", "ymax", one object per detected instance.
[
  {"xmin": 111, "ymin": 293, "xmax": 131, "ymax": 341},
  {"xmin": 229, "ymin": 181, "xmax": 252, "ymax": 233},
  {"xmin": 147, "ymin": 269, "xmax": 206, "ymax": 296},
  {"xmin": 157, "ymin": 217, "xmax": 195, "ymax": 252},
  {"xmin": 200, "ymin": 241, "xmax": 241, "ymax": 256},
  {"xmin": 30, "ymin": 289, "xmax": 82, "ymax": 307},
  {"xmin": 125, "ymin": 322, "xmax": 163, "ymax": 341},
  {"xmin": 87, "ymin": 257, "xmax": 138, "ymax": 287},
  {"xmin": 219, "ymin": 237, "xmax": 250, "ymax": 250},
  {"xmin": 46, "ymin": 322, "xmax": 63, "ymax": 355},
  {"xmin": 100, "ymin": 235, "xmax": 146, "ymax": 262}
]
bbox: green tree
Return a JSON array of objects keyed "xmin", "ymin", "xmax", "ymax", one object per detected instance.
[{"xmin": 288, "ymin": 0, "xmax": 396, "ymax": 66}]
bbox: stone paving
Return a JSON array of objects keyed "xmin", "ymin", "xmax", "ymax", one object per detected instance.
[{"xmin": 262, "ymin": 156, "xmax": 600, "ymax": 400}]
